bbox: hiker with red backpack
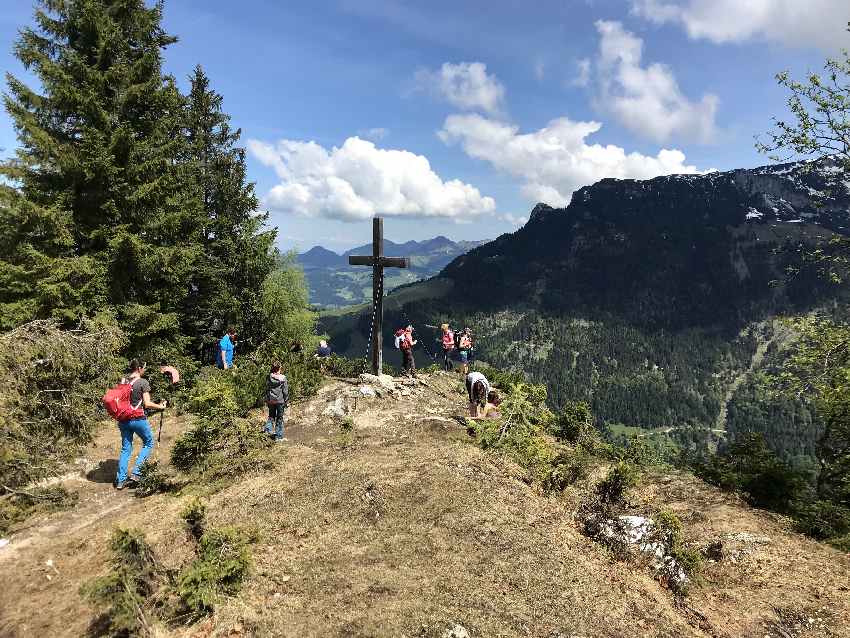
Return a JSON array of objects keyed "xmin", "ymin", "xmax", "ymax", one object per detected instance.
[
  {"xmin": 394, "ymin": 325, "xmax": 417, "ymax": 377},
  {"xmin": 440, "ymin": 323, "xmax": 455, "ymax": 372},
  {"xmin": 103, "ymin": 359, "xmax": 167, "ymax": 490}
]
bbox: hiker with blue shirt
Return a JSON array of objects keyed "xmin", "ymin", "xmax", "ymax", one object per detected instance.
[
  {"xmin": 216, "ymin": 327, "xmax": 237, "ymax": 369},
  {"xmin": 265, "ymin": 363, "xmax": 289, "ymax": 442},
  {"xmin": 114, "ymin": 359, "xmax": 167, "ymax": 490}
]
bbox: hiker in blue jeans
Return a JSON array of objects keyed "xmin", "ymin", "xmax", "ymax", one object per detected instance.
[
  {"xmin": 265, "ymin": 362, "xmax": 289, "ymax": 442},
  {"xmin": 115, "ymin": 359, "xmax": 167, "ymax": 490}
]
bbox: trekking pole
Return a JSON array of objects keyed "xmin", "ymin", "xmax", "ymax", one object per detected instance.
[{"xmin": 157, "ymin": 409, "xmax": 165, "ymax": 443}]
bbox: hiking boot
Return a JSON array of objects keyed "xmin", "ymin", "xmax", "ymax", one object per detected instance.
[
  {"xmin": 114, "ymin": 479, "xmax": 127, "ymax": 490},
  {"xmin": 274, "ymin": 437, "xmax": 288, "ymax": 443},
  {"xmin": 127, "ymin": 475, "xmax": 141, "ymax": 488}
]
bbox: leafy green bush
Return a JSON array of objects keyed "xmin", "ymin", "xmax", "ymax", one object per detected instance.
[
  {"xmin": 793, "ymin": 500, "xmax": 850, "ymax": 540},
  {"xmin": 177, "ymin": 527, "xmax": 251, "ymax": 617},
  {"xmin": 0, "ymin": 485, "xmax": 78, "ymax": 535},
  {"xmin": 543, "ymin": 449, "xmax": 591, "ymax": 493},
  {"xmin": 81, "ymin": 528, "xmax": 160, "ymax": 637},
  {"xmin": 596, "ymin": 462, "xmax": 640, "ymax": 504},
  {"xmin": 321, "ymin": 355, "xmax": 368, "ymax": 378},
  {"xmin": 260, "ymin": 258, "xmax": 318, "ymax": 353}
]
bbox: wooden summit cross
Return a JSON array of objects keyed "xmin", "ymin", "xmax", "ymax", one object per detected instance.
[{"xmin": 348, "ymin": 217, "xmax": 410, "ymax": 375}]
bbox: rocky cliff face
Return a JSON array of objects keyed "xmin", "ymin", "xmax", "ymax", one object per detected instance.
[{"xmin": 443, "ymin": 159, "xmax": 849, "ymax": 329}]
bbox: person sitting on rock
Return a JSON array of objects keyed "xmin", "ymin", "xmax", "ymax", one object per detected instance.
[
  {"xmin": 316, "ymin": 340, "xmax": 332, "ymax": 358},
  {"xmin": 265, "ymin": 363, "xmax": 289, "ymax": 442},
  {"xmin": 481, "ymin": 390, "xmax": 501, "ymax": 419}
]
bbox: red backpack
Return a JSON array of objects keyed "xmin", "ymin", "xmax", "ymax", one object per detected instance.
[{"xmin": 102, "ymin": 379, "xmax": 144, "ymax": 421}]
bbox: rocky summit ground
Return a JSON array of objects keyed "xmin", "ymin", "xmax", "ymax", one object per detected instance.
[{"xmin": 1, "ymin": 372, "xmax": 849, "ymax": 638}]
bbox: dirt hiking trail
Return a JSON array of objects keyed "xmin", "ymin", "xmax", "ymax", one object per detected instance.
[{"xmin": 1, "ymin": 372, "xmax": 849, "ymax": 638}]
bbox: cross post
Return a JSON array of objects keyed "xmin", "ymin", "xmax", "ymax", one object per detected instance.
[{"xmin": 348, "ymin": 217, "xmax": 410, "ymax": 375}]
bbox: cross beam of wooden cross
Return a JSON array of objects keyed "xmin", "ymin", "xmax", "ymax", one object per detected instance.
[{"xmin": 348, "ymin": 217, "xmax": 410, "ymax": 375}]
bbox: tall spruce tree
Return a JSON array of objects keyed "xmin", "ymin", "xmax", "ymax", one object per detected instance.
[
  {"xmin": 0, "ymin": 0, "xmax": 200, "ymax": 357},
  {"xmin": 182, "ymin": 65, "xmax": 276, "ymax": 355}
]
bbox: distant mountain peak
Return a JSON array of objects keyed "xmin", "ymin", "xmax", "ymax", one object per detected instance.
[
  {"xmin": 529, "ymin": 203, "xmax": 556, "ymax": 223},
  {"xmin": 303, "ymin": 245, "xmax": 339, "ymax": 256}
]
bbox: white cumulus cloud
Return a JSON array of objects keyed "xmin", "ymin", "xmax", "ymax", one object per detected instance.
[
  {"xmin": 594, "ymin": 20, "xmax": 719, "ymax": 144},
  {"xmin": 412, "ymin": 62, "xmax": 506, "ymax": 115},
  {"xmin": 631, "ymin": 0, "xmax": 850, "ymax": 51},
  {"xmin": 247, "ymin": 136, "xmax": 496, "ymax": 222},
  {"xmin": 438, "ymin": 113, "xmax": 706, "ymax": 205}
]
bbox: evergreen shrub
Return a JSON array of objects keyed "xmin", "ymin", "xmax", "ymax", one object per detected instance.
[
  {"xmin": 81, "ymin": 528, "xmax": 160, "ymax": 637},
  {"xmin": 177, "ymin": 527, "xmax": 251, "ymax": 617},
  {"xmin": 596, "ymin": 462, "xmax": 640, "ymax": 504}
]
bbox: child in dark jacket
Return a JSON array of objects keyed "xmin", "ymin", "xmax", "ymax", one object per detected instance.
[{"xmin": 265, "ymin": 363, "xmax": 289, "ymax": 442}]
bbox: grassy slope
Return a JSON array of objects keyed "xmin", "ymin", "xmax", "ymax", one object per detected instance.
[{"xmin": 1, "ymin": 373, "xmax": 849, "ymax": 637}]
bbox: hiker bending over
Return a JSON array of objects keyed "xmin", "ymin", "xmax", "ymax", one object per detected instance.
[
  {"xmin": 266, "ymin": 363, "xmax": 289, "ymax": 442},
  {"xmin": 115, "ymin": 360, "xmax": 166, "ymax": 490},
  {"xmin": 458, "ymin": 328, "xmax": 474, "ymax": 375},
  {"xmin": 466, "ymin": 370, "xmax": 491, "ymax": 418},
  {"xmin": 217, "ymin": 327, "xmax": 237, "ymax": 369},
  {"xmin": 440, "ymin": 323, "xmax": 455, "ymax": 372}
]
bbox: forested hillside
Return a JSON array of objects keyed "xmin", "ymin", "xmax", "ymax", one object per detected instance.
[
  {"xmin": 326, "ymin": 160, "xmax": 850, "ymax": 462},
  {"xmin": 0, "ymin": 1, "xmax": 276, "ymax": 361}
]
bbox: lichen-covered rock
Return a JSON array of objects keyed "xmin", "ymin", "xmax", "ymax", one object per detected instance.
[
  {"xmin": 441, "ymin": 624, "xmax": 470, "ymax": 638},
  {"xmin": 587, "ymin": 514, "xmax": 689, "ymax": 588}
]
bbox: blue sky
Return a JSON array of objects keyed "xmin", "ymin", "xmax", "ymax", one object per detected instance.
[{"xmin": 1, "ymin": 0, "xmax": 848, "ymax": 252}]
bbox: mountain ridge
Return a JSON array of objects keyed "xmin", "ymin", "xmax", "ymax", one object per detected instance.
[
  {"xmin": 324, "ymin": 159, "xmax": 849, "ymax": 465},
  {"xmin": 297, "ymin": 236, "xmax": 486, "ymax": 307}
]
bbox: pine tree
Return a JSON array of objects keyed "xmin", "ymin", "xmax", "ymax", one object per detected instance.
[
  {"xmin": 0, "ymin": 0, "xmax": 200, "ymax": 356},
  {"xmin": 181, "ymin": 66, "xmax": 276, "ymax": 355}
]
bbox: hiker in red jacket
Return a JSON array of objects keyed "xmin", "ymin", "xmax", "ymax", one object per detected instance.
[
  {"xmin": 440, "ymin": 323, "xmax": 455, "ymax": 372},
  {"xmin": 395, "ymin": 325, "xmax": 417, "ymax": 377}
]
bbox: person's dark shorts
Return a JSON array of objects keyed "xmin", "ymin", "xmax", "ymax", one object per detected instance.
[{"xmin": 458, "ymin": 349, "xmax": 469, "ymax": 363}]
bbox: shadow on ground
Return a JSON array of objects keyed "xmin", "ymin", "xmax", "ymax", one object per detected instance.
[{"xmin": 85, "ymin": 459, "xmax": 118, "ymax": 484}]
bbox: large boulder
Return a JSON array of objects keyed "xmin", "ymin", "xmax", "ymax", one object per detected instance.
[{"xmin": 358, "ymin": 373, "xmax": 396, "ymax": 391}]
